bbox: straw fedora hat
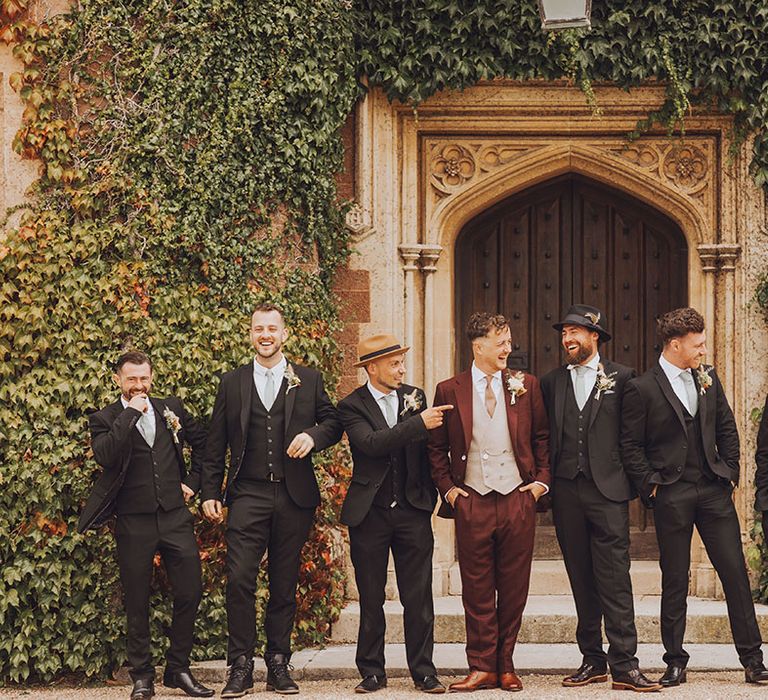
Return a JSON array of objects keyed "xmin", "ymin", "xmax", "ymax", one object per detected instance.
[{"xmin": 353, "ymin": 334, "xmax": 410, "ymax": 368}]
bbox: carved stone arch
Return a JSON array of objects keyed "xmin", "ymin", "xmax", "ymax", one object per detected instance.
[{"xmin": 430, "ymin": 144, "xmax": 708, "ymax": 253}]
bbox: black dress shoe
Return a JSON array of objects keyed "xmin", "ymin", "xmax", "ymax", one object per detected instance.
[
  {"xmin": 265, "ymin": 652, "xmax": 299, "ymax": 694},
  {"xmin": 130, "ymin": 678, "xmax": 154, "ymax": 700},
  {"xmin": 612, "ymin": 668, "xmax": 662, "ymax": 692},
  {"xmin": 659, "ymin": 665, "xmax": 687, "ymax": 687},
  {"xmin": 221, "ymin": 655, "xmax": 254, "ymax": 698},
  {"xmin": 162, "ymin": 669, "xmax": 214, "ymax": 697},
  {"xmin": 745, "ymin": 662, "xmax": 768, "ymax": 683},
  {"xmin": 414, "ymin": 675, "xmax": 446, "ymax": 693},
  {"xmin": 355, "ymin": 675, "xmax": 387, "ymax": 693},
  {"xmin": 562, "ymin": 662, "xmax": 608, "ymax": 687}
]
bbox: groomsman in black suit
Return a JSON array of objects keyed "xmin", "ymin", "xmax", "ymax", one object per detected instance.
[
  {"xmin": 754, "ymin": 393, "xmax": 768, "ymax": 535},
  {"xmin": 621, "ymin": 307, "xmax": 768, "ymax": 686},
  {"xmin": 541, "ymin": 305, "xmax": 659, "ymax": 692},
  {"xmin": 78, "ymin": 351, "xmax": 213, "ymax": 700},
  {"xmin": 201, "ymin": 303, "xmax": 343, "ymax": 697},
  {"xmin": 338, "ymin": 334, "xmax": 452, "ymax": 694}
]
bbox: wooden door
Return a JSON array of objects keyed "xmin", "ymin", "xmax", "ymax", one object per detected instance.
[{"xmin": 454, "ymin": 174, "xmax": 688, "ymax": 558}]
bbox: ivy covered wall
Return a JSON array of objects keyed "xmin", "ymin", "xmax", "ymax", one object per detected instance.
[{"xmin": 1, "ymin": 0, "xmax": 767, "ymax": 683}]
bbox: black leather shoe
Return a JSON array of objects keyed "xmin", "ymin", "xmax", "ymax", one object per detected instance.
[
  {"xmin": 162, "ymin": 669, "xmax": 214, "ymax": 697},
  {"xmin": 265, "ymin": 653, "xmax": 299, "ymax": 694},
  {"xmin": 130, "ymin": 678, "xmax": 154, "ymax": 700},
  {"xmin": 414, "ymin": 675, "xmax": 446, "ymax": 693},
  {"xmin": 355, "ymin": 675, "xmax": 387, "ymax": 693},
  {"xmin": 745, "ymin": 662, "xmax": 768, "ymax": 684},
  {"xmin": 612, "ymin": 668, "xmax": 662, "ymax": 692},
  {"xmin": 221, "ymin": 655, "xmax": 254, "ymax": 698},
  {"xmin": 562, "ymin": 663, "xmax": 608, "ymax": 687},
  {"xmin": 659, "ymin": 665, "xmax": 687, "ymax": 687}
]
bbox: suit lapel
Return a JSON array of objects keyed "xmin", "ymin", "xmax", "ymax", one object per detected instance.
[
  {"xmin": 455, "ymin": 371, "xmax": 473, "ymax": 452},
  {"xmin": 360, "ymin": 386, "xmax": 390, "ymax": 431},
  {"xmin": 284, "ymin": 363, "xmax": 297, "ymax": 432},
  {"xmin": 151, "ymin": 397, "xmax": 184, "ymax": 463},
  {"xmin": 554, "ymin": 368, "xmax": 568, "ymax": 450},
  {"xmin": 501, "ymin": 372, "xmax": 518, "ymax": 447},
  {"xmin": 588, "ymin": 361, "xmax": 609, "ymax": 430},
  {"xmin": 653, "ymin": 363, "xmax": 686, "ymax": 432},
  {"xmin": 693, "ymin": 367, "xmax": 710, "ymax": 434},
  {"xmin": 239, "ymin": 363, "xmax": 253, "ymax": 441}
]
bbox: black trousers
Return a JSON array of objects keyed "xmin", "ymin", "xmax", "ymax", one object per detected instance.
[
  {"xmin": 552, "ymin": 475, "xmax": 638, "ymax": 673},
  {"xmin": 225, "ymin": 481, "xmax": 314, "ymax": 663},
  {"xmin": 654, "ymin": 478, "xmax": 764, "ymax": 668},
  {"xmin": 114, "ymin": 507, "xmax": 202, "ymax": 681},
  {"xmin": 349, "ymin": 504, "xmax": 436, "ymax": 681}
]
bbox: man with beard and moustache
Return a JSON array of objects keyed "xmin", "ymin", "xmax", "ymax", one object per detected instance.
[
  {"xmin": 78, "ymin": 351, "xmax": 213, "ymax": 700},
  {"xmin": 338, "ymin": 334, "xmax": 453, "ymax": 694},
  {"xmin": 540, "ymin": 305, "xmax": 659, "ymax": 692},
  {"xmin": 428, "ymin": 312, "xmax": 550, "ymax": 692},
  {"xmin": 201, "ymin": 304, "xmax": 343, "ymax": 697},
  {"xmin": 622, "ymin": 307, "xmax": 768, "ymax": 687}
]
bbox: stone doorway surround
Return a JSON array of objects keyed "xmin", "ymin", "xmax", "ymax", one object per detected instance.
[{"xmin": 344, "ymin": 81, "xmax": 768, "ymax": 599}]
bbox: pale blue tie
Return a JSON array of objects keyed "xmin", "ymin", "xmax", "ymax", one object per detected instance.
[
  {"xmin": 573, "ymin": 365, "xmax": 588, "ymax": 410},
  {"xmin": 264, "ymin": 369, "xmax": 276, "ymax": 410},
  {"xmin": 680, "ymin": 370, "xmax": 699, "ymax": 416},
  {"xmin": 137, "ymin": 410, "xmax": 156, "ymax": 447},
  {"xmin": 382, "ymin": 395, "xmax": 396, "ymax": 428}
]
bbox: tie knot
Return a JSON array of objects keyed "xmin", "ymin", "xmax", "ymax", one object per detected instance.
[
  {"xmin": 485, "ymin": 374, "xmax": 494, "ymax": 385},
  {"xmin": 573, "ymin": 365, "xmax": 587, "ymax": 375},
  {"xmin": 680, "ymin": 370, "xmax": 693, "ymax": 383}
]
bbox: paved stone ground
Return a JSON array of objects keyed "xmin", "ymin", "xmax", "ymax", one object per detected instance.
[{"xmin": 3, "ymin": 672, "xmax": 768, "ymax": 699}]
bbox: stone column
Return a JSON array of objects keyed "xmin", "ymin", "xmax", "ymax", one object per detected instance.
[
  {"xmin": 419, "ymin": 245, "xmax": 443, "ymax": 394},
  {"xmin": 399, "ymin": 244, "xmax": 422, "ymax": 386}
]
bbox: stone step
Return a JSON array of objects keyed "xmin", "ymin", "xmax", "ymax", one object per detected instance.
[
  {"xmin": 115, "ymin": 643, "xmax": 748, "ymax": 684},
  {"xmin": 330, "ymin": 595, "xmax": 768, "ymax": 645},
  {"xmin": 518, "ymin": 559, "xmax": 660, "ymax": 596}
]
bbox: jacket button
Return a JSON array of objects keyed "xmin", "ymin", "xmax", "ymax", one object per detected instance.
[
  {"xmin": 676, "ymin": 466, "xmax": 682, "ymax": 472},
  {"xmin": 461, "ymin": 455, "xmax": 467, "ymax": 461}
]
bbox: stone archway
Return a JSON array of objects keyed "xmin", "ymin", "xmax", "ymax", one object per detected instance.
[{"xmin": 347, "ymin": 83, "xmax": 764, "ymax": 597}]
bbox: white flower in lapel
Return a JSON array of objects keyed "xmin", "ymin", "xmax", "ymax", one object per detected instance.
[
  {"xmin": 285, "ymin": 364, "xmax": 301, "ymax": 394},
  {"xmin": 504, "ymin": 369, "xmax": 527, "ymax": 405},
  {"xmin": 400, "ymin": 389, "xmax": 422, "ymax": 417},
  {"xmin": 162, "ymin": 406, "xmax": 182, "ymax": 444},
  {"xmin": 594, "ymin": 364, "xmax": 617, "ymax": 400},
  {"xmin": 695, "ymin": 364, "xmax": 713, "ymax": 395}
]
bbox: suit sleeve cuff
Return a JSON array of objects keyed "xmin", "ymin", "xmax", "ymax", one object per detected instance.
[{"xmin": 534, "ymin": 480, "xmax": 549, "ymax": 494}]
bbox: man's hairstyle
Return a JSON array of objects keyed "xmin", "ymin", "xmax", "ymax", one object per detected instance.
[
  {"xmin": 657, "ymin": 307, "xmax": 705, "ymax": 345},
  {"xmin": 114, "ymin": 350, "xmax": 152, "ymax": 373},
  {"xmin": 466, "ymin": 312, "xmax": 510, "ymax": 342},
  {"xmin": 251, "ymin": 303, "xmax": 285, "ymax": 322}
]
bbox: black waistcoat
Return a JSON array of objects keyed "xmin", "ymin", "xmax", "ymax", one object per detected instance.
[
  {"xmin": 372, "ymin": 430, "xmax": 408, "ymax": 509},
  {"xmin": 557, "ymin": 377, "xmax": 593, "ymax": 480},
  {"xmin": 238, "ymin": 381, "xmax": 287, "ymax": 482},
  {"xmin": 116, "ymin": 414, "xmax": 184, "ymax": 514},
  {"xmin": 680, "ymin": 402, "xmax": 715, "ymax": 483}
]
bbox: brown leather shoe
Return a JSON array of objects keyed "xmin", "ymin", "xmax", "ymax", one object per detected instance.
[
  {"xmin": 499, "ymin": 672, "xmax": 523, "ymax": 692},
  {"xmin": 448, "ymin": 670, "xmax": 498, "ymax": 692}
]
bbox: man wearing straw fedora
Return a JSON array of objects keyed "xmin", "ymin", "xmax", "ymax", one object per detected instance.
[
  {"xmin": 338, "ymin": 334, "xmax": 453, "ymax": 694},
  {"xmin": 541, "ymin": 304, "xmax": 660, "ymax": 692},
  {"xmin": 428, "ymin": 312, "xmax": 550, "ymax": 693}
]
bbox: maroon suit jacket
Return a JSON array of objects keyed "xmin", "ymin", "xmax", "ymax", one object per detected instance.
[{"xmin": 428, "ymin": 369, "xmax": 551, "ymax": 518}]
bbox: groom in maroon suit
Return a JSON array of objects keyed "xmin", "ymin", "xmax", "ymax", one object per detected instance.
[{"xmin": 428, "ymin": 312, "xmax": 550, "ymax": 692}]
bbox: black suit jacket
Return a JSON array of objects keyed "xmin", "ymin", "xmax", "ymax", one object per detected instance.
[
  {"xmin": 201, "ymin": 361, "xmax": 343, "ymax": 508},
  {"xmin": 78, "ymin": 396, "xmax": 207, "ymax": 533},
  {"xmin": 620, "ymin": 361, "xmax": 739, "ymax": 502},
  {"xmin": 754, "ymin": 395, "xmax": 768, "ymax": 511},
  {"xmin": 338, "ymin": 383, "xmax": 438, "ymax": 527},
  {"xmin": 541, "ymin": 359, "xmax": 636, "ymax": 503}
]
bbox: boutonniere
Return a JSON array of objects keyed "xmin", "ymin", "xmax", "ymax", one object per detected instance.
[
  {"xmin": 163, "ymin": 406, "xmax": 182, "ymax": 444},
  {"xmin": 285, "ymin": 364, "xmax": 301, "ymax": 394},
  {"xmin": 695, "ymin": 365, "xmax": 713, "ymax": 395},
  {"xmin": 594, "ymin": 364, "xmax": 617, "ymax": 400},
  {"xmin": 504, "ymin": 369, "xmax": 527, "ymax": 405},
  {"xmin": 400, "ymin": 389, "xmax": 422, "ymax": 417}
]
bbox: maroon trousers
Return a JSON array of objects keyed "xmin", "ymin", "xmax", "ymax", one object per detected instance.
[{"xmin": 454, "ymin": 486, "xmax": 536, "ymax": 673}]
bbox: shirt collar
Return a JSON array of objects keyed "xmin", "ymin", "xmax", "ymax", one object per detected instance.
[
  {"xmin": 659, "ymin": 353, "xmax": 690, "ymax": 382},
  {"xmin": 471, "ymin": 362, "xmax": 501, "ymax": 384},
  {"xmin": 567, "ymin": 352, "xmax": 601, "ymax": 373},
  {"xmin": 367, "ymin": 381, "xmax": 397, "ymax": 402},
  {"xmin": 253, "ymin": 355, "xmax": 287, "ymax": 377}
]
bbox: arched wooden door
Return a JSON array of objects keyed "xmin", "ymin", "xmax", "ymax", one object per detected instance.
[{"xmin": 455, "ymin": 174, "xmax": 688, "ymax": 558}]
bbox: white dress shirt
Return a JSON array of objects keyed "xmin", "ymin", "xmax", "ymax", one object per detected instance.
[
  {"xmin": 567, "ymin": 352, "xmax": 601, "ymax": 398},
  {"xmin": 367, "ymin": 381, "xmax": 398, "ymax": 427},
  {"xmin": 659, "ymin": 353, "xmax": 695, "ymax": 414},
  {"xmin": 253, "ymin": 356, "xmax": 287, "ymax": 408}
]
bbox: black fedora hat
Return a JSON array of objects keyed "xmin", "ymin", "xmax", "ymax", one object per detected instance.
[{"xmin": 553, "ymin": 304, "xmax": 611, "ymax": 342}]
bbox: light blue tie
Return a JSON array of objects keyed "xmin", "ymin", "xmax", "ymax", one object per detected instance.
[
  {"xmin": 573, "ymin": 366, "xmax": 588, "ymax": 410},
  {"xmin": 382, "ymin": 395, "xmax": 396, "ymax": 428},
  {"xmin": 137, "ymin": 410, "xmax": 156, "ymax": 447},
  {"xmin": 263, "ymin": 369, "xmax": 275, "ymax": 410},
  {"xmin": 680, "ymin": 370, "xmax": 699, "ymax": 416}
]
